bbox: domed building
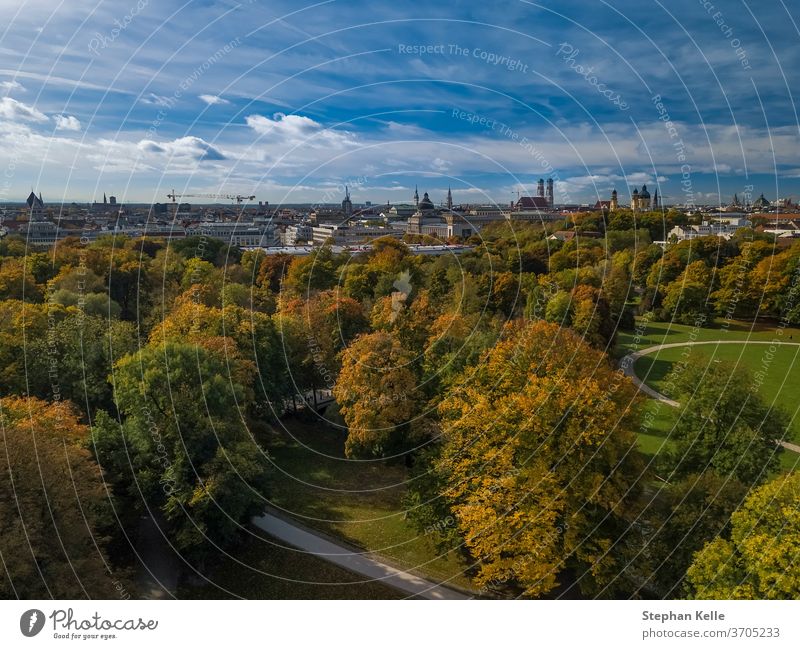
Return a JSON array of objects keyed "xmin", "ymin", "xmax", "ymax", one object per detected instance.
[
  {"xmin": 752, "ymin": 193, "xmax": 771, "ymax": 211},
  {"xmin": 631, "ymin": 184, "xmax": 652, "ymax": 211},
  {"xmin": 407, "ymin": 191, "xmax": 439, "ymax": 234},
  {"xmin": 406, "ymin": 189, "xmax": 475, "ymax": 239}
]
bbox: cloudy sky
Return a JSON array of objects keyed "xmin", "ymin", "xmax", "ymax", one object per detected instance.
[{"xmin": 0, "ymin": 0, "xmax": 798, "ymax": 206}]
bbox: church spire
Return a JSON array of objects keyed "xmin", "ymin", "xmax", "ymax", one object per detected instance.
[
  {"xmin": 414, "ymin": 185, "xmax": 419, "ymax": 206},
  {"xmin": 447, "ymin": 186, "xmax": 452, "ymax": 210}
]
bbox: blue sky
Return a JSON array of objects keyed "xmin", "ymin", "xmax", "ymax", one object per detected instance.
[{"xmin": 0, "ymin": 0, "xmax": 798, "ymax": 206}]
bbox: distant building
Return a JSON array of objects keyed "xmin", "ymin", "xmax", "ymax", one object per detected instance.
[
  {"xmin": 515, "ymin": 196, "xmax": 549, "ymax": 210},
  {"xmin": 24, "ymin": 191, "xmax": 58, "ymax": 246},
  {"xmin": 753, "ymin": 194, "xmax": 771, "ymax": 211},
  {"xmin": 667, "ymin": 220, "xmax": 745, "ymax": 242},
  {"xmin": 631, "ymin": 185, "xmax": 651, "ymax": 211},
  {"xmin": 312, "ymin": 222, "xmax": 404, "ymax": 245},
  {"xmin": 342, "ymin": 186, "xmax": 353, "ymax": 218},
  {"xmin": 283, "ymin": 221, "xmax": 313, "ymax": 245},
  {"xmin": 387, "ymin": 203, "xmax": 416, "ymax": 219},
  {"xmin": 186, "ymin": 221, "xmax": 278, "ymax": 247},
  {"xmin": 26, "ymin": 191, "xmax": 45, "ymax": 220},
  {"xmin": 406, "ymin": 191, "xmax": 438, "ymax": 235}
]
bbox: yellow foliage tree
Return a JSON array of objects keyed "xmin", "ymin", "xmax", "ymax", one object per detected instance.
[
  {"xmin": 686, "ymin": 472, "xmax": 800, "ymax": 599},
  {"xmin": 0, "ymin": 396, "xmax": 118, "ymax": 598},
  {"xmin": 434, "ymin": 320, "xmax": 643, "ymax": 597},
  {"xmin": 334, "ymin": 331, "xmax": 424, "ymax": 458}
]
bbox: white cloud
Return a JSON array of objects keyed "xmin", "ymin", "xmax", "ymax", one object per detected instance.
[
  {"xmin": 246, "ymin": 112, "xmax": 356, "ymax": 148},
  {"xmin": 0, "ymin": 80, "xmax": 25, "ymax": 92},
  {"xmin": 90, "ymin": 135, "xmax": 226, "ymax": 174},
  {"xmin": 54, "ymin": 114, "xmax": 81, "ymax": 131},
  {"xmin": 0, "ymin": 97, "xmax": 48, "ymax": 122},
  {"xmin": 135, "ymin": 135, "xmax": 226, "ymax": 161},
  {"xmin": 199, "ymin": 94, "xmax": 230, "ymax": 106},
  {"xmin": 140, "ymin": 93, "xmax": 176, "ymax": 108}
]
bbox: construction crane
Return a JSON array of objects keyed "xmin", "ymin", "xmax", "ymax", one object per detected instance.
[{"xmin": 167, "ymin": 190, "xmax": 256, "ymax": 204}]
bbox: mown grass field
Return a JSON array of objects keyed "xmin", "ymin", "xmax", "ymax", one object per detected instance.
[
  {"xmin": 615, "ymin": 317, "xmax": 800, "ymax": 358},
  {"xmin": 259, "ymin": 418, "xmax": 474, "ymax": 591},
  {"xmin": 618, "ymin": 318, "xmax": 800, "ymax": 473}
]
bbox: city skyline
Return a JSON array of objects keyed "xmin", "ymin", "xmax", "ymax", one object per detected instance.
[{"xmin": 1, "ymin": 0, "xmax": 799, "ymax": 205}]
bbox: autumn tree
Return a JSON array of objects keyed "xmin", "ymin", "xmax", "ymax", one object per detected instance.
[
  {"xmin": 0, "ymin": 258, "xmax": 42, "ymax": 302},
  {"xmin": 419, "ymin": 320, "xmax": 644, "ymax": 597},
  {"xmin": 711, "ymin": 240, "xmax": 776, "ymax": 319},
  {"xmin": 283, "ymin": 245, "xmax": 337, "ymax": 295},
  {"xmin": 334, "ymin": 331, "xmax": 425, "ymax": 458},
  {"xmin": 570, "ymin": 284, "xmax": 615, "ymax": 348},
  {"xmin": 0, "ymin": 397, "xmax": 118, "ymax": 598},
  {"xmin": 686, "ymin": 472, "xmax": 800, "ymax": 599}
]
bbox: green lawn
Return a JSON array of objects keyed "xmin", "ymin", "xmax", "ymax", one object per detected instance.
[
  {"xmin": 614, "ymin": 317, "xmax": 800, "ymax": 358},
  {"xmin": 634, "ymin": 342, "xmax": 800, "ymax": 443},
  {"xmin": 621, "ymin": 321, "xmax": 800, "ymax": 472},
  {"xmin": 636, "ymin": 395, "xmax": 800, "ymax": 473},
  {"xmin": 179, "ymin": 529, "xmax": 402, "ymax": 599},
  {"xmin": 260, "ymin": 418, "xmax": 475, "ymax": 591}
]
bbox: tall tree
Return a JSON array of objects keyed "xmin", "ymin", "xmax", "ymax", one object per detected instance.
[
  {"xmin": 635, "ymin": 472, "xmax": 747, "ymax": 597},
  {"xmin": 0, "ymin": 397, "xmax": 117, "ymax": 598},
  {"xmin": 334, "ymin": 331, "xmax": 425, "ymax": 458},
  {"xmin": 425, "ymin": 320, "xmax": 644, "ymax": 597},
  {"xmin": 93, "ymin": 342, "xmax": 270, "ymax": 555}
]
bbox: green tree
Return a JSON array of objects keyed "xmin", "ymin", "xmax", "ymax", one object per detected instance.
[
  {"xmin": 663, "ymin": 359, "xmax": 784, "ymax": 484},
  {"xmin": 27, "ymin": 314, "xmax": 137, "ymax": 412},
  {"xmin": 686, "ymin": 472, "xmax": 800, "ymax": 599},
  {"xmin": 636, "ymin": 472, "xmax": 747, "ymax": 597},
  {"xmin": 660, "ymin": 260, "xmax": 714, "ymax": 324},
  {"xmin": 544, "ymin": 290, "xmax": 573, "ymax": 324},
  {"xmin": 93, "ymin": 342, "xmax": 270, "ymax": 554}
]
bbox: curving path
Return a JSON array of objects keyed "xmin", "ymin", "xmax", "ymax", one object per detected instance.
[
  {"xmin": 252, "ymin": 510, "xmax": 472, "ymax": 600},
  {"xmin": 620, "ymin": 340, "xmax": 800, "ymax": 453}
]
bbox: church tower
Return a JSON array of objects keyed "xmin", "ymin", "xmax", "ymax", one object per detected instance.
[
  {"xmin": 447, "ymin": 187, "xmax": 452, "ymax": 210},
  {"xmin": 546, "ymin": 178, "xmax": 554, "ymax": 207},
  {"xmin": 342, "ymin": 185, "xmax": 352, "ymax": 218}
]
